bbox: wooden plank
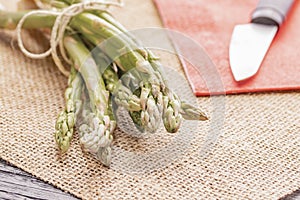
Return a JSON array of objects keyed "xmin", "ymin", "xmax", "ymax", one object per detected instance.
[
  {"xmin": 2, "ymin": 158, "xmax": 300, "ymax": 200},
  {"xmin": 0, "ymin": 161, "xmax": 31, "ymax": 177},
  {"xmin": 0, "ymin": 191, "xmax": 42, "ymax": 200},
  {"xmin": 281, "ymin": 190, "xmax": 300, "ymax": 200},
  {"xmin": 0, "ymin": 159, "xmax": 77, "ymax": 200}
]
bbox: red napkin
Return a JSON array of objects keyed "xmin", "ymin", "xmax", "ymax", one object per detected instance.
[{"xmin": 153, "ymin": 0, "xmax": 300, "ymax": 96}]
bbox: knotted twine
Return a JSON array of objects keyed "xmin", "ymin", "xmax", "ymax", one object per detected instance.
[{"xmin": 16, "ymin": 0, "xmax": 124, "ymax": 77}]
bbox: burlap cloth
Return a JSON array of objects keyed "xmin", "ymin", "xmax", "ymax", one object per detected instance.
[{"xmin": 0, "ymin": 0, "xmax": 300, "ymax": 199}]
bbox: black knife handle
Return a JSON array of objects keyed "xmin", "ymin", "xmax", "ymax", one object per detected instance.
[{"xmin": 251, "ymin": 0, "xmax": 294, "ymax": 26}]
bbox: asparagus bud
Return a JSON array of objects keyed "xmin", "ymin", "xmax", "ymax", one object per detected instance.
[
  {"xmin": 55, "ymin": 67, "xmax": 83, "ymax": 153},
  {"xmin": 64, "ymin": 35, "xmax": 116, "ymax": 166},
  {"xmin": 180, "ymin": 101, "xmax": 208, "ymax": 121}
]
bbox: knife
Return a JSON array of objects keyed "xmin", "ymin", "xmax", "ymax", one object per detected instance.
[{"xmin": 229, "ymin": 0, "xmax": 295, "ymax": 81}]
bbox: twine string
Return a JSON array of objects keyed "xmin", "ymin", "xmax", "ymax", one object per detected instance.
[{"xmin": 17, "ymin": 0, "xmax": 124, "ymax": 77}]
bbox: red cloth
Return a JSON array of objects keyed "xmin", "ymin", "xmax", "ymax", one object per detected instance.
[{"xmin": 153, "ymin": 0, "xmax": 300, "ymax": 96}]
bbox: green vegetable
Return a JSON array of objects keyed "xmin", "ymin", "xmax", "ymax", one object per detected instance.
[
  {"xmin": 55, "ymin": 67, "xmax": 83, "ymax": 153},
  {"xmin": 0, "ymin": 0, "xmax": 208, "ymax": 166},
  {"xmin": 64, "ymin": 34, "xmax": 116, "ymax": 166}
]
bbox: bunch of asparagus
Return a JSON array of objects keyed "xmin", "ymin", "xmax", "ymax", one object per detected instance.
[{"xmin": 0, "ymin": 0, "xmax": 208, "ymax": 166}]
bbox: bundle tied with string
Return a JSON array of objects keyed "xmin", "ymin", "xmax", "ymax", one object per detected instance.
[{"xmin": 2, "ymin": 0, "xmax": 208, "ymax": 166}]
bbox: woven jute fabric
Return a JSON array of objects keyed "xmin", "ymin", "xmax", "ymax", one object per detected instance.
[{"xmin": 0, "ymin": 0, "xmax": 300, "ymax": 199}]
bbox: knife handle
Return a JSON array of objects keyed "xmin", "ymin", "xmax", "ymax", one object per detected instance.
[{"xmin": 251, "ymin": 0, "xmax": 294, "ymax": 26}]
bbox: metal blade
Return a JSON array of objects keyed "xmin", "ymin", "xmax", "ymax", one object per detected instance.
[{"xmin": 229, "ymin": 23, "xmax": 278, "ymax": 81}]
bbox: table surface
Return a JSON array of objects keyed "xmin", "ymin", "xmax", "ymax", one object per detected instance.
[
  {"xmin": 0, "ymin": 159, "xmax": 299, "ymax": 200},
  {"xmin": 0, "ymin": 159, "xmax": 77, "ymax": 200}
]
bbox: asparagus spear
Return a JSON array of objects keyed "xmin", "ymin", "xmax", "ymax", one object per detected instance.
[
  {"xmin": 78, "ymin": 97, "xmax": 113, "ymax": 166},
  {"xmin": 55, "ymin": 67, "xmax": 83, "ymax": 153},
  {"xmin": 0, "ymin": 10, "xmax": 55, "ymax": 29},
  {"xmin": 63, "ymin": 34, "xmax": 116, "ymax": 166}
]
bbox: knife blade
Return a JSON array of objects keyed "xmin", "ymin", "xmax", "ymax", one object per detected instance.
[{"xmin": 229, "ymin": 0, "xmax": 295, "ymax": 81}]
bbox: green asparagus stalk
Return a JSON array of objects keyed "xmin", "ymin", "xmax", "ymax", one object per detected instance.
[
  {"xmin": 63, "ymin": 34, "xmax": 116, "ymax": 166},
  {"xmin": 55, "ymin": 66, "xmax": 83, "ymax": 153},
  {"xmin": 0, "ymin": 10, "xmax": 55, "ymax": 29}
]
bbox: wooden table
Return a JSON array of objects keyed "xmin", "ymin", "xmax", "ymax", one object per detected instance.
[
  {"xmin": 0, "ymin": 159, "xmax": 77, "ymax": 200},
  {"xmin": 0, "ymin": 158, "xmax": 299, "ymax": 200}
]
